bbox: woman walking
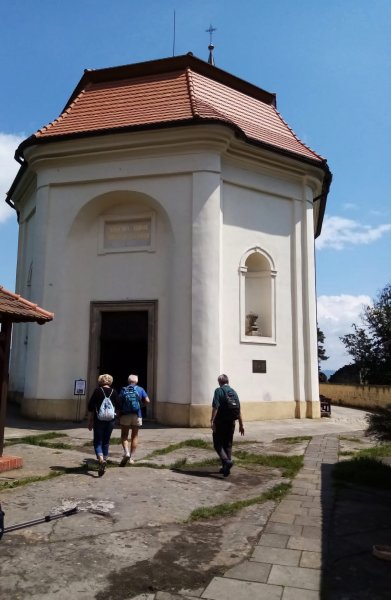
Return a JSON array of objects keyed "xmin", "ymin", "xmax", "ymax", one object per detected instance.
[{"xmin": 87, "ymin": 374, "xmax": 119, "ymax": 476}]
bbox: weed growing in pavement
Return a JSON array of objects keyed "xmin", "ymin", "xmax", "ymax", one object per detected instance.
[
  {"xmin": 274, "ymin": 436, "xmax": 312, "ymax": 444},
  {"xmin": 233, "ymin": 450, "xmax": 303, "ymax": 478},
  {"xmin": 5, "ymin": 432, "xmax": 67, "ymax": 445},
  {"xmin": 4, "ymin": 432, "xmax": 72, "ymax": 450},
  {"xmin": 0, "ymin": 471, "xmax": 63, "ymax": 491},
  {"xmin": 340, "ymin": 436, "xmax": 364, "ymax": 443},
  {"xmin": 83, "ymin": 437, "xmax": 122, "ymax": 447},
  {"xmin": 148, "ymin": 439, "xmax": 213, "ymax": 456},
  {"xmin": 187, "ymin": 482, "xmax": 291, "ymax": 521},
  {"xmin": 338, "ymin": 443, "xmax": 391, "ymax": 460},
  {"xmin": 354, "ymin": 444, "xmax": 391, "ymax": 458}
]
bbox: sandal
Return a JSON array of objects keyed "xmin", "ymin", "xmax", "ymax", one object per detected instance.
[{"xmin": 373, "ymin": 545, "xmax": 391, "ymax": 561}]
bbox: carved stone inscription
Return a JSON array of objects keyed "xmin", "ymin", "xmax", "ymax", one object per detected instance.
[{"xmin": 104, "ymin": 218, "xmax": 151, "ymax": 249}]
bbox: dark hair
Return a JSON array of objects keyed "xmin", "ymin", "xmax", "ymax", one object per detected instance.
[{"xmin": 218, "ymin": 374, "xmax": 229, "ymax": 385}]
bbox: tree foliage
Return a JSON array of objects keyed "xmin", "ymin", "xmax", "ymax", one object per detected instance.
[
  {"xmin": 341, "ymin": 283, "xmax": 391, "ymax": 384},
  {"xmin": 329, "ymin": 364, "xmax": 360, "ymax": 385},
  {"xmin": 317, "ymin": 326, "xmax": 328, "ymax": 369},
  {"xmin": 366, "ymin": 405, "xmax": 391, "ymax": 442}
]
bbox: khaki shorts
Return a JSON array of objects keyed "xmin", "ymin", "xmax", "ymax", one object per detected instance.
[{"xmin": 119, "ymin": 414, "xmax": 142, "ymax": 427}]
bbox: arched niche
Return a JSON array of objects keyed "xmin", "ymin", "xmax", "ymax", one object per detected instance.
[{"xmin": 239, "ymin": 246, "xmax": 276, "ymax": 343}]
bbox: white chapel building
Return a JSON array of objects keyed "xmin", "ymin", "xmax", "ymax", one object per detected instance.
[{"xmin": 6, "ymin": 54, "xmax": 331, "ymax": 426}]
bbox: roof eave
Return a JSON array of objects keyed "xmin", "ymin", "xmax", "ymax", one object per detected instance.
[{"xmin": 8, "ymin": 119, "xmax": 331, "ymax": 230}]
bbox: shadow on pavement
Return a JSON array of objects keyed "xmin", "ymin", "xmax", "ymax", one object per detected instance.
[
  {"xmin": 171, "ymin": 467, "xmax": 223, "ymax": 479},
  {"xmin": 321, "ymin": 462, "xmax": 391, "ymax": 599}
]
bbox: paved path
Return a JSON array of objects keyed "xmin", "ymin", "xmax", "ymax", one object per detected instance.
[{"xmin": 141, "ymin": 435, "xmax": 338, "ymax": 600}]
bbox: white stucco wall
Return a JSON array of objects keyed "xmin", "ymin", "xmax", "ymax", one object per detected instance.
[{"xmin": 9, "ymin": 125, "xmax": 324, "ymax": 422}]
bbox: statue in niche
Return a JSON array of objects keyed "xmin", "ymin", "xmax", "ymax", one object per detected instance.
[{"xmin": 246, "ymin": 312, "xmax": 261, "ymax": 336}]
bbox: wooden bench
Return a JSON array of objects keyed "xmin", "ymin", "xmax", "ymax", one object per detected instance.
[{"xmin": 320, "ymin": 395, "xmax": 331, "ymax": 417}]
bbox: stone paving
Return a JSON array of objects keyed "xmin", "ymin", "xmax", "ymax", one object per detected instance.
[
  {"xmin": 197, "ymin": 435, "xmax": 337, "ymax": 600},
  {"xmin": 2, "ymin": 405, "xmax": 390, "ymax": 599},
  {"xmin": 116, "ymin": 436, "xmax": 338, "ymax": 600}
]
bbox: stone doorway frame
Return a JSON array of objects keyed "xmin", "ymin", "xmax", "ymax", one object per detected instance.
[{"xmin": 88, "ymin": 300, "xmax": 157, "ymax": 418}]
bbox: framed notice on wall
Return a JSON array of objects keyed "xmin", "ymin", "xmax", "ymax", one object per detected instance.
[{"xmin": 74, "ymin": 379, "xmax": 86, "ymax": 396}]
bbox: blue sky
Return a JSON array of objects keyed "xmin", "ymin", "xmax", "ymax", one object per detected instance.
[{"xmin": 1, "ymin": 0, "xmax": 390, "ymax": 370}]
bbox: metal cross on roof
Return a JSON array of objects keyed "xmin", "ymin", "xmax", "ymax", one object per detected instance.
[
  {"xmin": 206, "ymin": 24, "xmax": 217, "ymax": 65},
  {"xmin": 206, "ymin": 24, "xmax": 217, "ymax": 45}
]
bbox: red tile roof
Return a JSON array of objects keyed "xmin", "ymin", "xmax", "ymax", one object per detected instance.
[
  {"xmin": 20, "ymin": 54, "xmax": 325, "ymax": 165},
  {"xmin": 0, "ymin": 287, "xmax": 54, "ymax": 324}
]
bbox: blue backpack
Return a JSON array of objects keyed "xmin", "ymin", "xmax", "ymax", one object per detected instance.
[{"xmin": 120, "ymin": 385, "xmax": 141, "ymax": 415}]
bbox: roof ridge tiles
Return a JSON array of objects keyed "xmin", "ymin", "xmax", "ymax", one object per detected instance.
[
  {"xmin": 37, "ymin": 90, "xmax": 87, "ymax": 137},
  {"xmin": 185, "ymin": 69, "xmax": 199, "ymax": 118}
]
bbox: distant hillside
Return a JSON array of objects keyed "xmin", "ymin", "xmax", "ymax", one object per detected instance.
[{"xmin": 322, "ymin": 369, "xmax": 336, "ymax": 379}]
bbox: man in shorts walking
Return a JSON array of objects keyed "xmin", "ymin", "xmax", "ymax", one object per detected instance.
[{"xmin": 118, "ymin": 374, "xmax": 150, "ymax": 466}]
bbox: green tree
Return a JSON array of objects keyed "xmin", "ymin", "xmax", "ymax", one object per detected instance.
[
  {"xmin": 317, "ymin": 326, "xmax": 328, "ymax": 370},
  {"xmin": 340, "ymin": 283, "xmax": 391, "ymax": 384}
]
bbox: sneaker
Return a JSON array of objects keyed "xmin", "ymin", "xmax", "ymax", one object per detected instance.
[
  {"xmin": 128, "ymin": 457, "xmax": 135, "ymax": 464},
  {"xmin": 98, "ymin": 460, "xmax": 106, "ymax": 477},
  {"xmin": 120, "ymin": 454, "xmax": 130, "ymax": 467},
  {"xmin": 222, "ymin": 460, "xmax": 233, "ymax": 477}
]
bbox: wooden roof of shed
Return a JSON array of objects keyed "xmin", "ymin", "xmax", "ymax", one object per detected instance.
[{"xmin": 0, "ymin": 287, "xmax": 54, "ymax": 324}]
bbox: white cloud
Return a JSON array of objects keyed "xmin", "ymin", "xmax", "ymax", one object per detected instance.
[
  {"xmin": 316, "ymin": 215, "xmax": 391, "ymax": 250},
  {"xmin": 317, "ymin": 294, "xmax": 372, "ymax": 371},
  {"xmin": 0, "ymin": 133, "xmax": 24, "ymax": 223},
  {"xmin": 342, "ymin": 202, "xmax": 358, "ymax": 210}
]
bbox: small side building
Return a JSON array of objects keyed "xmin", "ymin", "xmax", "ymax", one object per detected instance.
[
  {"xmin": 5, "ymin": 54, "xmax": 331, "ymax": 425},
  {"xmin": 0, "ymin": 286, "xmax": 53, "ymax": 470}
]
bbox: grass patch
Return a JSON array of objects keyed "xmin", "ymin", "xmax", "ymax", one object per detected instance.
[
  {"xmin": 188, "ymin": 482, "xmax": 291, "ymax": 521},
  {"xmin": 339, "ymin": 451, "xmax": 355, "ymax": 456},
  {"xmin": 5, "ymin": 432, "xmax": 68, "ymax": 447},
  {"xmin": 83, "ymin": 437, "xmax": 123, "ymax": 447},
  {"xmin": 355, "ymin": 444, "xmax": 391, "ymax": 459},
  {"xmin": 274, "ymin": 436, "xmax": 312, "ymax": 444},
  {"xmin": 130, "ymin": 461, "xmax": 167, "ymax": 469},
  {"xmin": 146, "ymin": 439, "xmax": 213, "ymax": 457},
  {"xmin": 109, "ymin": 437, "xmax": 122, "ymax": 445},
  {"xmin": 333, "ymin": 456, "xmax": 391, "ymax": 490},
  {"xmin": 234, "ymin": 450, "xmax": 303, "ymax": 478},
  {"xmin": 234, "ymin": 440, "xmax": 259, "ymax": 445},
  {"xmin": 4, "ymin": 432, "xmax": 72, "ymax": 450},
  {"xmin": 340, "ymin": 436, "xmax": 364, "ymax": 443},
  {"xmin": 0, "ymin": 471, "xmax": 62, "ymax": 491}
]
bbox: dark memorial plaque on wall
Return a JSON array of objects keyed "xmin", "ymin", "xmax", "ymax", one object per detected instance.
[{"xmin": 253, "ymin": 360, "xmax": 266, "ymax": 373}]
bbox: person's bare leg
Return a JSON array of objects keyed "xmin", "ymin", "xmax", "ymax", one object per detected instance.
[
  {"xmin": 130, "ymin": 426, "xmax": 139, "ymax": 459},
  {"xmin": 120, "ymin": 425, "xmax": 131, "ymax": 465}
]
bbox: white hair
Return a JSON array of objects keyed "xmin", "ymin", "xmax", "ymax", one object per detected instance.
[{"xmin": 128, "ymin": 374, "xmax": 138, "ymax": 384}]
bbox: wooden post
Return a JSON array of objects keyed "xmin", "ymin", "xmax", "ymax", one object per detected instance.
[{"xmin": 0, "ymin": 320, "xmax": 12, "ymax": 457}]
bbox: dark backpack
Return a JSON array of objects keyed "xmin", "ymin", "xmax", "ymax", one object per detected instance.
[
  {"xmin": 120, "ymin": 385, "xmax": 141, "ymax": 415},
  {"xmin": 218, "ymin": 387, "xmax": 240, "ymax": 421}
]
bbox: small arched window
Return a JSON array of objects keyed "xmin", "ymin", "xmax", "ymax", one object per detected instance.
[{"xmin": 239, "ymin": 247, "xmax": 276, "ymax": 343}]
